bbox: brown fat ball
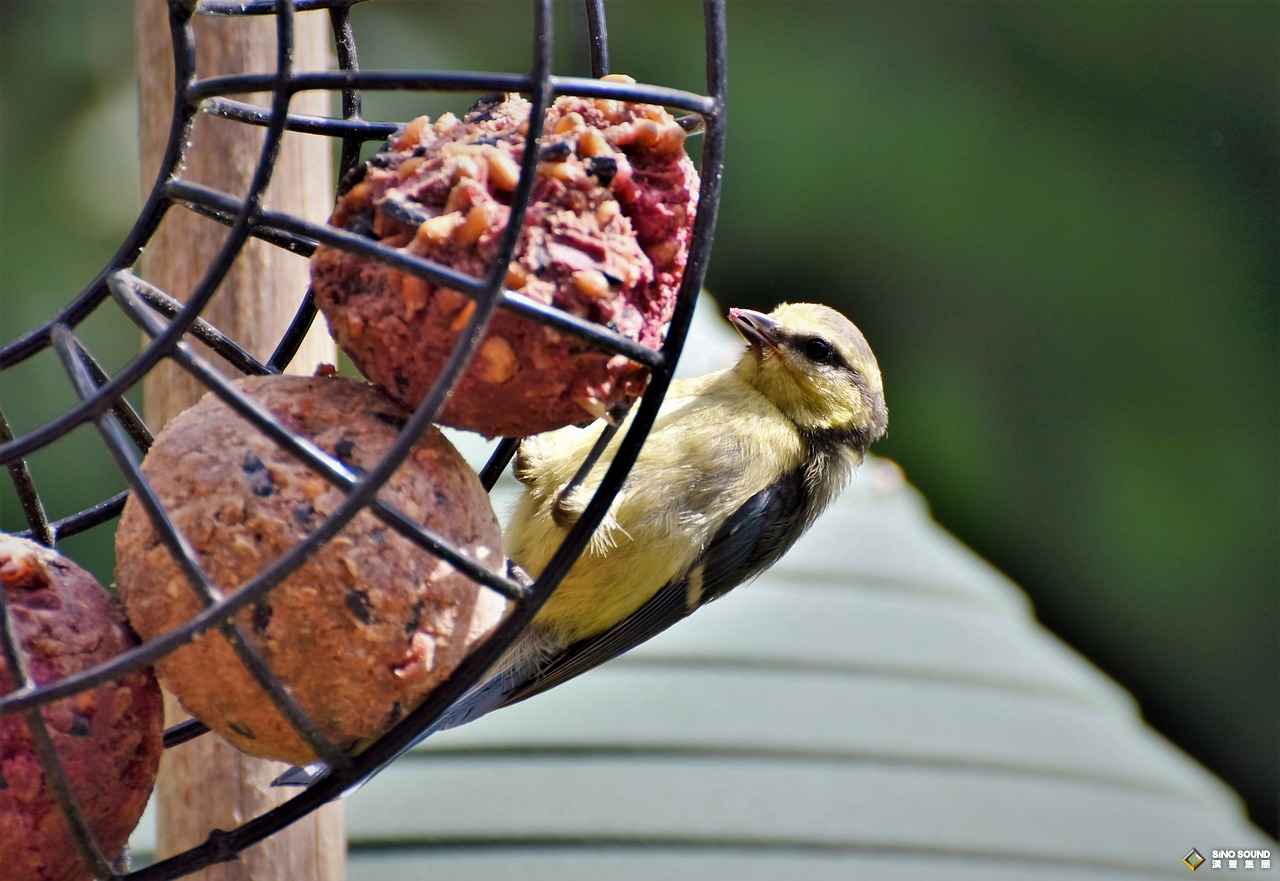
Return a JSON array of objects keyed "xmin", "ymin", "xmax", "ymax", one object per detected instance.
[
  {"xmin": 0, "ymin": 534, "xmax": 163, "ymax": 881},
  {"xmin": 311, "ymin": 86, "xmax": 700, "ymax": 437},
  {"xmin": 114, "ymin": 374, "xmax": 506, "ymax": 764}
]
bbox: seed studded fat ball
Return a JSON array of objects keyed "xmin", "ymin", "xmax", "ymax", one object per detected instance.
[
  {"xmin": 0, "ymin": 534, "xmax": 163, "ymax": 881},
  {"xmin": 114, "ymin": 374, "xmax": 506, "ymax": 764},
  {"xmin": 312, "ymin": 84, "xmax": 700, "ymax": 437}
]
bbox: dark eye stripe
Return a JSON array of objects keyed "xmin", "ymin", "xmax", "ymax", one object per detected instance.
[{"xmin": 786, "ymin": 332, "xmax": 858, "ymax": 377}]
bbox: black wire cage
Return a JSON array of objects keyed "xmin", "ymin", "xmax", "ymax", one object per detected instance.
[{"xmin": 0, "ymin": 1, "xmax": 726, "ymax": 878}]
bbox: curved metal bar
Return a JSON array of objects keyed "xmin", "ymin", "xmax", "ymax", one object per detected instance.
[
  {"xmin": 511, "ymin": 37, "xmax": 725, "ymax": 642},
  {"xmin": 265, "ymin": 290, "xmax": 322, "ymax": 372},
  {"xmin": 201, "ymin": 96, "xmax": 400, "ymax": 140},
  {"xmin": 261, "ymin": 210, "xmax": 667, "ymax": 366},
  {"xmin": 479, "ymin": 436, "xmax": 522, "ymax": 490},
  {"xmin": 54, "ymin": 333, "xmax": 155, "ymax": 454},
  {"xmin": 328, "ymin": 3, "xmax": 368, "ymax": 175},
  {"xmin": 584, "ymin": 0, "xmax": 609, "ymax": 77},
  {"xmin": 162, "ymin": 179, "xmax": 319, "ymax": 254},
  {"xmin": 0, "ymin": 410, "xmax": 54, "ymax": 546},
  {"xmin": 197, "ymin": 0, "xmax": 367, "ymax": 15},
  {"xmin": 137, "ymin": 176, "xmax": 672, "ymax": 370},
  {"xmin": 112, "ymin": 273, "xmax": 274, "ymax": 378},
  {"xmin": 13, "ymin": 491, "xmax": 128, "ymax": 545},
  {"xmin": 550, "ymin": 75, "xmax": 717, "ymax": 115},
  {"xmin": 187, "ymin": 69, "xmax": 718, "ymax": 116},
  {"xmin": 163, "ymin": 717, "xmax": 211, "ymax": 749},
  {"xmin": 188, "ymin": 69, "xmax": 532, "ymax": 104}
]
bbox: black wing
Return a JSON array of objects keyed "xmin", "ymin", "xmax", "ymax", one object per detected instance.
[{"xmin": 497, "ymin": 466, "xmax": 811, "ymax": 708}]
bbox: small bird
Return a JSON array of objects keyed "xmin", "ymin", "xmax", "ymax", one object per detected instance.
[{"xmin": 276, "ymin": 301, "xmax": 886, "ymax": 792}]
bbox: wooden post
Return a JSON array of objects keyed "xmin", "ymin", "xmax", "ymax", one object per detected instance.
[{"xmin": 136, "ymin": 3, "xmax": 344, "ymax": 879}]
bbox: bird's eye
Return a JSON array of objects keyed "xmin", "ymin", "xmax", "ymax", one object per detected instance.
[{"xmin": 803, "ymin": 337, "xmax": 834, "ymax": 364}]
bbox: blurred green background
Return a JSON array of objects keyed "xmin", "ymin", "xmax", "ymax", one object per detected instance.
[{"xmin": 1, "ymin": 0, "xmax": 1275, "ymax": 834}]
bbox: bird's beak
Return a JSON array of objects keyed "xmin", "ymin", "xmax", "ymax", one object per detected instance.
[{"xmin": 728, "ymin": 308, "xmax": 782, "ymax": 351}]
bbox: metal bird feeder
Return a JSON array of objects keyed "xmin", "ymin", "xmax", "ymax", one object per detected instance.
[{"xmin": 0, "ymin": 0, "xmax": 726, "ymax": 877}]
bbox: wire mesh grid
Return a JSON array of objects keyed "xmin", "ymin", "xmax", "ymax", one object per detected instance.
[{"xmin": 0, "ymin": 0, "xmax": 726, "ymax": 877}]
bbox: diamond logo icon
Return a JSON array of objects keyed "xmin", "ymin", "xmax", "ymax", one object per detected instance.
[{"xmin": 1183, "ymin": 849, "xmax": 1205, "ymax": 871}]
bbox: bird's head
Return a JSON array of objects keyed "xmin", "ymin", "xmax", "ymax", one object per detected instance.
[{"xmin": 729, "ymin": 302, "xmax": 887, "ymax": 453}]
